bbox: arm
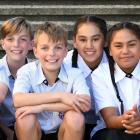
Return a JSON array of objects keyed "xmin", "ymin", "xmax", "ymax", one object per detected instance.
[
  {"xmin": 122, "ymin": 105, "xmax": 140, "ymax": 134},
  {"xmin": 16, "ymin": 102, "xmax": 73, "ymax": 119},
  {"xmin": 0, "ymin": 83, "xmax": 8, "ymax": 103}
]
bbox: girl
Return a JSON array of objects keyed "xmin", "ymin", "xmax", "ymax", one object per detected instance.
[
  {"xmin": 64, "ymin": 15, "xmax": 108, "ymax": 140},
  {"xmin": 91, "ymin": 22, "xmax": 140, "ymax": 140}
]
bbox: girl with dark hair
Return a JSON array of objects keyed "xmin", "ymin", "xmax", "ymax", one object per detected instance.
[
  {"xmin": 91, "ymin": 22, "xmax": 140, "ymax": 140},
  {"xmin": 64, "ymin": 15, "xmax": 108, "ymax": 140}
]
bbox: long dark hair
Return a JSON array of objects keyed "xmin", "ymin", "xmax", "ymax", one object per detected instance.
[
  {"xmin": 106, "ymin": 22, "xmax": 140, "ymax": 114},
  {"xmin": 72, "ymin": 15, "xmax": 107, "ymax": 68}
]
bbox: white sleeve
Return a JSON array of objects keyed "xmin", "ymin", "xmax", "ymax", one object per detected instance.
[
  {"xmin": 13, "ymin": 66, "xmax": 32, "ymax": 94},
  {"xmin": 0, "ymin": 66, "xmax": 8, "ymax": 86},
  {"xmin": 72, "ymin": 70, "xmax": 90, "ymax": 96},
  {"xmin": 91, "ymin": 70, "xmax": 117, "ymax": 114}
]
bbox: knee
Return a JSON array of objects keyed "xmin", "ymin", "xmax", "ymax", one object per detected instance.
[
  {"xmin": 16, "ymin": 114, "xmax": 39, "ymax": 132},
  {"xmin": 63, "ymin": 110, "xmax": 85, "ymax": 131}
]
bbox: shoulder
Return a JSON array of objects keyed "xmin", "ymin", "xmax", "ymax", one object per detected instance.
[
  {"xmin": 17, "ymin": 60, "xmax": 39, "ymax": 74},
  {"xmin": 63, "ymin": 63, "xmax": 83, "ymax": 77},
  {"xmin": 64, "ymin": 50, "xmax": 74, "ymax": 66}
]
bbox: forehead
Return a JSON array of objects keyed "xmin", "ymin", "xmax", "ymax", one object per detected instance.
[
  {"xmin": 37, "ymin": 32, "xmax": 64, "ymax": 45},
  {"xmin": 111, "ymin": 29, "xmax": 139, "ymax": 43},
  {"xmin": 77, "ymin": 23, "xmax": 102, "ymax": 36}
]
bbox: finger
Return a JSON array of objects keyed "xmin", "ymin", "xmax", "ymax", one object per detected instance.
[{"xmin": 122, "ymin": 123, "xmax": 135, "ymax": 130}]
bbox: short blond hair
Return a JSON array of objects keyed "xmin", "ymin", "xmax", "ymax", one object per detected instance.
[
  {"xmin": 1, "ymin": 17, "xmax": 33, "ymax": 39},
  {"xmin": 34, "ymin": 22, "xmax": 68, "ymax": 47}
]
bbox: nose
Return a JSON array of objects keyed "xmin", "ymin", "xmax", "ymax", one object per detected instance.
[
  {"xmin": 86, "ymin": 40, "xmax": 93, "ymax": 48},
  {"xmin": 13, "ymin": 39, "xmax": 19, "ymax": 48},
  {"xmin": 122, "ymin": 45, "xmax": 129, "ymax": 54},
  {"xmin": 48, "ymin": 48, "xmax": 55, "ymax": 56}
]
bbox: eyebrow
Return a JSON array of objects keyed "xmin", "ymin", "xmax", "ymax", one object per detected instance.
[
  {"xmin": 113, "ymin": 39, "xmax": 137, "ymax": 44},
  {"xmin": 77, "ymin": 34, "xmax": 101, "ymax": 38}
]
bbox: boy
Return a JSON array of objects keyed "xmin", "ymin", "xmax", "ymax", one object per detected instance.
[
  {"xmin": 0, "ymin": 16, "xmax": 33, "ymax": 139},
  {"xmin": 13, "ymin": 22, "xmax": 91, "ymax": 140}
]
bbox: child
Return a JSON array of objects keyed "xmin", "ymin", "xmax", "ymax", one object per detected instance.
[
  {"xmin": 91, "ymin": 22, "xmax": 140, "ymax": 140},
  {"xmin": 13, "ymin": 22, "xmax": 91, "ymax": 140},
  {"xmin": 64, "ymin": 15, "xmax": 107, "ymax": 140},
  {"xmin": 0, "ymin": 16, "xmax": 33, "ymax": 139}
]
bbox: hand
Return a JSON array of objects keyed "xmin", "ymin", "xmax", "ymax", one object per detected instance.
[
  {"xmin": 122, "ymin": 105, "xmax": 140, "ymax": 134},
  {"xmin": 16, "ymin": 105, "xmax": 43, "ymax": 119},
  {"xmin": 61, "ymin": 93, "xmax": 91, "ymax": 112}
]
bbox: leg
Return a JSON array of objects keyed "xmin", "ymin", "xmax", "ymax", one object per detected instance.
[
  {"xmin": 58, "ymin": 110, "xmax": 85, "ymax": 140},
  {"xmin": 15, "ymin": 114, "xmax": 41, "ymax": 140}
]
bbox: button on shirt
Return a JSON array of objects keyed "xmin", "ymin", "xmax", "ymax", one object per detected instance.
[
  {"xmin": 64, "ymin": 50, "xmax": 108, "ymax": 124},
  {"xmin": 91, "ymin": 60, "xmax": 140, "ymax": 137},
  {"xmin": 13, "ymin": 60, "xmax": 90, "ymax": 134}
]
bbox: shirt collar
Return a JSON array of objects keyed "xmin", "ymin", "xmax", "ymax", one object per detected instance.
[
  {"xmin": 115, "ymin": 60, "xmax": 140, "ymax": 82},
  {"xmin": 35, "ymin": 62, "xmax": 68, "ymax": 86},
  {"xmin": 77, "ymin": 54, "xmax": 92, "ymax": 78},
  {"xmin": 1, "ymin": 55, "xmax": 29, "ymax": 77}
]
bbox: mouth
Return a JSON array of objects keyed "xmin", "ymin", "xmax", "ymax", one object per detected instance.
[
  {"xmin": 84, "ymin": 51, "xmax": 96, "ymax": 55},
  {"xmin": 46, "ymin": 59, "xmax": 58, "ymax": 63},
  {"xmin": 11, "ymin": 50, "xmax": 23, "ymax": 54}
]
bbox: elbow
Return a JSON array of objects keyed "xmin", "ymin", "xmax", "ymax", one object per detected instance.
[
  {"xmin": 13, "ymin": 93, "xmax": 21, "ymax": 108},
  {"xmin": 0, "ymin": 94, "xmax": 6, "ymax": 103}
]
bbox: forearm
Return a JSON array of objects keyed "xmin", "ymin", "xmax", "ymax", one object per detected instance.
[
  {"xmin": 101, "ymin": 107, "xmax": 124, "ymax": 129},
  {"xmin": 41, "ymin": 103, "xmax": 73, "ymax": 112},
  {"xmin": 13, "ymin": 92, "xmax": 62, "ymax": 108},
  {"xmin": 0, "ymin": 84, "xmax": 8, "ymax": 103}
]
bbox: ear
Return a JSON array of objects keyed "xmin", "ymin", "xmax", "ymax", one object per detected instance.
[
  {"xmin": 32, "ymin": 41, "xmax": 38, "ymax": 58},
  {"xmin": 1, "ymin": 39, "xmax": 6, "ymax": 50},
  {"xmin": 73, "ymin": 37, "xmax": 77, "ymax": 49},
  {"xmin": 28, "ymin": 40, "xmax": 34, "ymax": 50},
  {"xmin": 109, "ymin": 48, "xmax": 112, "ymax": 56},
  {"xmin": 65, "ymin": 47, "xmax": 68, "ymax": 56}
]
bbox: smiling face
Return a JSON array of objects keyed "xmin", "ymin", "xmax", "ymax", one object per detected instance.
[
  {"xmin": 1, "ymin": 30, "xmax": 32, "ymax": 63},
  {"xmin": 74, "ymin": 23, "xmax": 105, "ymax": 69},
  {"xmin": 33, "ymin": 32, "xmax": 67, "ymax": 75},
  {"xmin": 109, "ymin": 29, "xmax": 140, "ymax": 73}
]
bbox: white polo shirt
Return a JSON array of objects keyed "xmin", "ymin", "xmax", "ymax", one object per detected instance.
[
  {"xmin": 0, "ymin": 65, "xmax": 8, "ymax": 86},
  {"xmin": 64, "ymin": 50, "xmax": 108, "ymax": 124},
  {"xmin": 13, "ymin": 60, "xmax": 90, "ymax": 134},
  {"xmin": 91, "ymin": 60, "xmax": 140, "ymax": 137},
  {"xmin": 0, "ymin": 55, "xmax": 31, "ymax": 127}
]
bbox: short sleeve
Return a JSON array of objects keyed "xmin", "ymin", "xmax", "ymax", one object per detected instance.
[
  {"xmin": 13, "ymin": 66, "xmax": 32, "ymax": 94},
  {"xmin": 71, "ymin": 70, "xmax": 90, "ymax": 96},
  {"xmin": 0, "ymin": 66, "xmax": 8, "ymax": 86}
]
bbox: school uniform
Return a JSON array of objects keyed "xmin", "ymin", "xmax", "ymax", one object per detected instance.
[
  {"xmin": 0, "ymin": 55, "xmax": 31, "ymax": 128},
  {"xmin": 64, "ymin": 50, "xmax": 108, "ymax": 139},
  {"xmin": 91, "ymin": 60, "xmax": 140, "ymax": 139},
  {"xmin": 64, "ymin": 50, "xmax": 108, "ymax": 124},
  {"xmin": 0, "ymin": 65, "xmax": 8, "ymax": 86},
  {"xmin": 13, "ymin": 60, "xmax": 90, "ymax": 134}
]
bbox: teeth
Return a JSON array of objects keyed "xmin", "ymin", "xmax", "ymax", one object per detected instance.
[
  {"xmin": 12, "ymin": 50, "xmax": 22, "ymax": 54},
  {"xmin": 85, "ymin": 51, "xmax": 94, "ymax": 55},
  {"xmin": 47, "ymin": 60, "xmax": 57, "ymax": 63}
]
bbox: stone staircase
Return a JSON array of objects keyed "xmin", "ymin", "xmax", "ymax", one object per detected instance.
[{"xmin": 0, "ymin": 0, "xmax": 140, "ymax": 57}]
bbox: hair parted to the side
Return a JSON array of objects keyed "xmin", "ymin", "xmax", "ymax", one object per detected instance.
[
  {"xmin": 1, "ymin": 16, "xmax": 33, "ymax": 39},
  {"xmin": 72, "ymin": 15, "xmax": 107, "ymax": 68},
  {"xmin": 34, "ymin": 22, "xmax": 68, "ymax": 47}
]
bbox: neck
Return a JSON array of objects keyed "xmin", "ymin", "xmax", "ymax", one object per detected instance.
[
  {"xmin": 7, "ymin": 57, "xmax": 27, "ymax": 78},
  {"xmin": 42, "ymin": 68, "xmax": 59, "ymax": 85}
]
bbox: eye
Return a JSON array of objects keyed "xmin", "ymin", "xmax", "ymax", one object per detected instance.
[
  {"xmin": 6, "ymin": 37, "xmax": 13, "ymax": 42},
  {"xmin": 21, "ymin": 38, "xmax": 28, "ymax": 41},
  {"xmin": 93, "ymin": 38, "xmax": 100, "ymax": 42},
  {"xmin": 55, "ymin": 46, "xmax": 63, "ymax": 50},
  {"xmin": 79, "ymin": 38, "xmax": 86, "ymax": 42},
  {"xmin": 129, "ymin": 43, "xmax": 136, "ymax": 47}
]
